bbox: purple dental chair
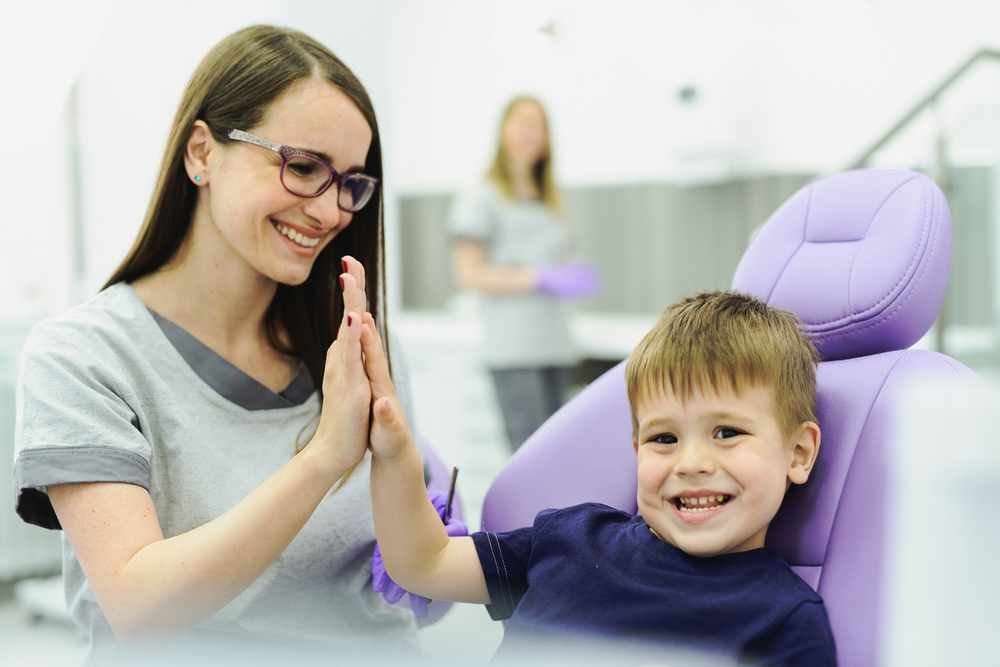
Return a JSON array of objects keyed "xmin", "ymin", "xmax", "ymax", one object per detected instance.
[{"xmin": 480, "ymin": 169, "xmax": 991, "ymax": 665}]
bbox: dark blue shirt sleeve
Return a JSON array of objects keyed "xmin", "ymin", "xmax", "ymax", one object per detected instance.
[
  {"xmin": 471, "ymin": 509, "xmax": 558, "ymax": 621},
  {"xmin": 744, "ymin": 599, "xmax": 837, "ymax": 667}
]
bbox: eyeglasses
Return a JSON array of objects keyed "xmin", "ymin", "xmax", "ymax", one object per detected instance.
[{"xmin": 227, "ymin": 129, "xmax": 378, "ymax": 212}]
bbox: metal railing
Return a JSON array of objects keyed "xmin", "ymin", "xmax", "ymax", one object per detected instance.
[
  {"xmin": 843, "ymin": 49, "xmax": 1000, "ymax": 358},
  {"xmin": 847, "ymin": 48, "xmax": 1000, "ymax": 171}
]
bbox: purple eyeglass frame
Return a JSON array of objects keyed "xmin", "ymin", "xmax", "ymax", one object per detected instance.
[{"xmin": 227, "ymin": 128, "xmax": 378, "ymax": 212}]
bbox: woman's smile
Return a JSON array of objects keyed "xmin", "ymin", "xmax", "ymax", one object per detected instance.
[{"xmin": 272, "ymin": 220, "xmax": 322, "ymax": 248}]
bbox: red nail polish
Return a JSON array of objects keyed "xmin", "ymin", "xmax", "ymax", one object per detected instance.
[
  {"xmin": 347, "ymin": 314, "xmax": 354, "ymax": 326},
  {"xmin": 342, "ymin": 258, "xmax": 348, "ymax": 272},
  {"xmin": 340, "ymin": 276, "xmax": 345, "ymax": 291}
]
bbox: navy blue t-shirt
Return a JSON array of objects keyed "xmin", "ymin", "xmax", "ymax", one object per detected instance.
[{"xmin": 471, "ymin": 503, "xmax": 836, "ymax": 666}]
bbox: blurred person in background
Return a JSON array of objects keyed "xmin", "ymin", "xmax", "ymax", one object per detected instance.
[
  {"xmin": 13, "ymin": 25, "xmax": 426, "ymax": 665},
  {"xmin": 449, "ymin": 97, "xmax": 602, "ymax": 452}
]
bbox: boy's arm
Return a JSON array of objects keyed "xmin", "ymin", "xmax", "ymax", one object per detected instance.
[{"xmin": 361, "ymin": 315, "xmax": 490, "ymax": 605}]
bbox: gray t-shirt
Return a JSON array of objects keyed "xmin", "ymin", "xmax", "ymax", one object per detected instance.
[
  {"xmin": 13, "ymin": 283, "xmax": 418, "ymax": 664},
  {"xmin": 448, "ymin": 182, "xmax": 576, "ymax": 369}
]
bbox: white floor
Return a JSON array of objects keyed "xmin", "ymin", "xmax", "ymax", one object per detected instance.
[{"xmin": 2, "ymin": 307, "xmax": 999, "ymax": 666}]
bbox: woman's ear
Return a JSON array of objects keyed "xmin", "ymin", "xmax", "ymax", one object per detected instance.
[
  {"xmin": 184, "ymin": 120, "xmax": 214, "ymax": 185},
  {"xmin": 787, "ymin": 421, "xmax": 821, "ymax": 485}
]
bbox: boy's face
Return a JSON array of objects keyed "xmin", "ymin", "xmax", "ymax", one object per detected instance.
[{"xmin": 632, "ymin": 382, "xmax": 818, "ymax": 558}]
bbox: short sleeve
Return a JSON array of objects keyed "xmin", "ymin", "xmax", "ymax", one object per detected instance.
[
  {"xmin": 470, "ymin": 508, "xmax": 558, "ymax": 621},
  {"xmin": 13, "ymin": 324, "xmax": 152, "ymax": 529},
  {"xmin": 745, "ymin": 599, "xmax": 837, "ymax": 667},
  {"xmin": 447, "ymin": 184, "xmax": 497, "ymax": 243}
]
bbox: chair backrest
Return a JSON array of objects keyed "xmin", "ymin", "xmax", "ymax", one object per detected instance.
[{"xmin": 480, "ymin": 169, "xmax": 992, "ymax": 666}]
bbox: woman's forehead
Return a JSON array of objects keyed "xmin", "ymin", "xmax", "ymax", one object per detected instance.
[{"xmin": 258, "ymin": 79, "xmax": 372, "ymax": 169}]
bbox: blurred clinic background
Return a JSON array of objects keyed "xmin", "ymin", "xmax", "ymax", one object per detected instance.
[{"xmin": 3, "ymin": 0, "xmax": 1000, "ymax": 664}]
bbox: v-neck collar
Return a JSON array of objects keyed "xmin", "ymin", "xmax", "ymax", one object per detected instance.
[{"xmin": 148, "ymin": 308, "xmax": 315, "ymax": 410}]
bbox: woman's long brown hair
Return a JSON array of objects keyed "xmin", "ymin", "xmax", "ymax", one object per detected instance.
[{"xmin": 104, "ymin": 25, "xmax": 389, "ymax": 397}]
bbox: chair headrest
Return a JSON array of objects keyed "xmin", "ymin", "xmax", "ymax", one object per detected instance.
[{"xmin": 731, "ymin": 169, "xmax": 951, "ymax": 361}]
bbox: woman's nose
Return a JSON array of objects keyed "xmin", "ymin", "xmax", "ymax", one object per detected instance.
[{"xmin": 303, "ymin": 186, "xmax": 346, "ymax": 230}]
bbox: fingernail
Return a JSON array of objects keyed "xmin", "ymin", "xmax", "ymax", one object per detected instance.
[
  {"xmin": 341, "ymin": 258, "xmax": 348, "ymax": 272},
  {"xmin": 340, "ymin": 276, "xmax": 345, "ymax": 291},
  {"xmin": 347, "ymin": 313, "xmax": 354, "ymax": 327}
]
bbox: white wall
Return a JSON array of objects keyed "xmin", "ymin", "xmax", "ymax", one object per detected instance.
[
  {"xmin": 386, "ymin": 0, "xmax": 1000, "ymax": 191},
  {"xmin": 0, "ymin": 0, "xmax": 397, "ymax": 322},
  {"xmin": 0, "ymin": 1, "xmax": 117, "ymax": 324},
  {"xmin": 4, "ymin": 0, "xmax": 1000, "ymax": 324}
]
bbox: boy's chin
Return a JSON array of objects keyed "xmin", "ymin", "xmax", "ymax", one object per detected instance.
[{"xmin": 644, "ymin": 518, "xmax": 766, "ymax": 557}]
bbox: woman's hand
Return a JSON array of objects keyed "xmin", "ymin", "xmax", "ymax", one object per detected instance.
[{"xmin": 307, "ymin": 256, "xmax": 372, "ymax": 475}]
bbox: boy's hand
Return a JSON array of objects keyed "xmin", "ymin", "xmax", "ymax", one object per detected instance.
[{"xmin": 359, "ymin": 313, "xmax": 415, "ymax": 460}]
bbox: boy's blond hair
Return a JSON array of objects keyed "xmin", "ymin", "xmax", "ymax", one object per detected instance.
[{"xmin": 625, "ymin": 291, "xmax": 820, "ymax": 438}]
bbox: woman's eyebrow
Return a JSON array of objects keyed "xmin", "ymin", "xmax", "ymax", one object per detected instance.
[{"xmin": 290, "ymin": 144, "xmax": 332, "ymax": 163}]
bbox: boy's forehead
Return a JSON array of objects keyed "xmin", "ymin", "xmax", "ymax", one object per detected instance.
[{"xmin": 635, "ymin": 379, "xmax": 779, "ymax": 423}]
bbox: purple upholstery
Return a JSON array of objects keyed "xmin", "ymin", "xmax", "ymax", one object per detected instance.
[
  {"xmin": 732, "ymin": 169, "xmax": 951, "ymax": 361},
  {"xmin": 481, "ymin": 169, "xmax": 991, "ymax": 665},
  {"xmin": 479, "ymin": 362, "xmax": 636, "ymax": 533}
]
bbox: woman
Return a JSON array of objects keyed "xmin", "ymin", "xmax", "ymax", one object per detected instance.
[
  {"xmin": 13, "ymin": 25, "xmax": 414, "ymax": 663},
  {"xmin": 449, "ymin": 97, "xmax": 601, "ymax": 451}
]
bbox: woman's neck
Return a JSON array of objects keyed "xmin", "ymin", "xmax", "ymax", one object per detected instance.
[
  {"xmin": 506, "ymin": 158, "xmax": 540, "ymax": 200},
  {"xmin": 130, "ymin": 217, "xmax": 298, "ymax": 392},
  {"xmin": 133, "ymin": 258, "xmax": 276, "ymax": 343}
]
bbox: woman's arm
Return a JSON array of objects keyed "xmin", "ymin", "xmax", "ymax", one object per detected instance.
[
  {"xmin": 47, "ymin": 259, "xmax": 374, "ymax": 654},
  {"xmin": 361, "ymin": 315, "xmax": 490, "ymax": 605},
  {"xmin": 452, "ymin": 239, "xmax": 536, "ymax": 294},
  {"xmin": 48, "ymin": 448, "xmax": 347, "ymax": 651}
]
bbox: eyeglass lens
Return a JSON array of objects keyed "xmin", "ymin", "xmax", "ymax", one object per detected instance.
[{"xmin": 281, "ymin": 155, "xmax": 375, "ymax": 212}]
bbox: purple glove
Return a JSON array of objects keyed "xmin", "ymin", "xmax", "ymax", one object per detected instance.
[
  {"xmin": 535, "ymin": 260, "xmax": 603, "ymax": 300},
  {"xmin": 372, "ymin": 489, "xmax": 468, "ymax": 617}
]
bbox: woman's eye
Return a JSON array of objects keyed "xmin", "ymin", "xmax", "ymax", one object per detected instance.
[
  {"xmin": 288, "ymin": 162, "xmax": 318, "ymax": 177},
  {"xmin": 714, "ymin": 427, "xmax": 743, "ymax": 440}
]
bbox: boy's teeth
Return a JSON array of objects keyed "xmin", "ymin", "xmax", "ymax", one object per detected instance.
[{"xmin": 678, "ymin": 495, "xmax": 728, "ymax": 511}]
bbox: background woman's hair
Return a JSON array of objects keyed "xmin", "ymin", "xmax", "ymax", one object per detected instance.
[
  {"xmin": 485, "ymin": 96, "xmax": 563, "ymax": 214},
  {"xmin": 103, "ymin": 24, "xmax": 389, "ymax": 395}
]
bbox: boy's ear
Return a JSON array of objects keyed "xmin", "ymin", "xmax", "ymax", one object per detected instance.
[
  {"xmin": 632, "ymin": 438, "xmax": 639, "ymax": 456},
  {"xmin": 184, "ymin": 120, "xmax": 215, "ymax": 185},
  {"xmin": 787, "ymin": 421, "xmax": 821, "ymax": 486}
]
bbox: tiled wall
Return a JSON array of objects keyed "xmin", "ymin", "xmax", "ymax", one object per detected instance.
[
  {"xmin": 400, "ymin": 173, "xmax": 813, "ymax": 312},
  {"xmin": 399, "ymin": 168, "xmax": 999, "ymax": 363}
]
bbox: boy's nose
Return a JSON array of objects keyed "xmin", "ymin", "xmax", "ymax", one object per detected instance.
[{"xmin": 674, "ymin": 442, "xmax": 715, "ymax": 477}]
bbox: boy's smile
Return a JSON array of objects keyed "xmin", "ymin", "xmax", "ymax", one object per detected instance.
[{"xmin": 633, "ymin": 383, "xmax": 819, "ymax": 558}]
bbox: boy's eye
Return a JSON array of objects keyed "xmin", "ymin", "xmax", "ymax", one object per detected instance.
[
  {"xmin": 649, "ymin": 433, "xmax": 677, "ymax": 445},
  {"xmin": 714, "ymin": 427, "xmax": 744, "ymax": 440}
]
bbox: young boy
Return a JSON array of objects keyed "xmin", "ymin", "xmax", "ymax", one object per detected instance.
[{"xmin": 358, "ymin": 291, "xmax": 836, "ymax": 665}]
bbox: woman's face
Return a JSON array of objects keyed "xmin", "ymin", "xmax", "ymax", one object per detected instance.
[
  {"xmin": 199, "ymin": 78, "xmax": 373, "ymax": 287},
  {"xmin": 501, "ymin": 100, "xmax": 549, "ymax": 167}
]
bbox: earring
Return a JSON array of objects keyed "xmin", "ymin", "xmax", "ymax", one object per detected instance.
[{"xmin": 194, "ymin": 174, "xmax": 202, "ymax": 182}]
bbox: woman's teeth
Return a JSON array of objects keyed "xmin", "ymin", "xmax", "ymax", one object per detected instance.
[{"xmin": 274, "ymin": 223, "xmax": 320, "ymax": 247}]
